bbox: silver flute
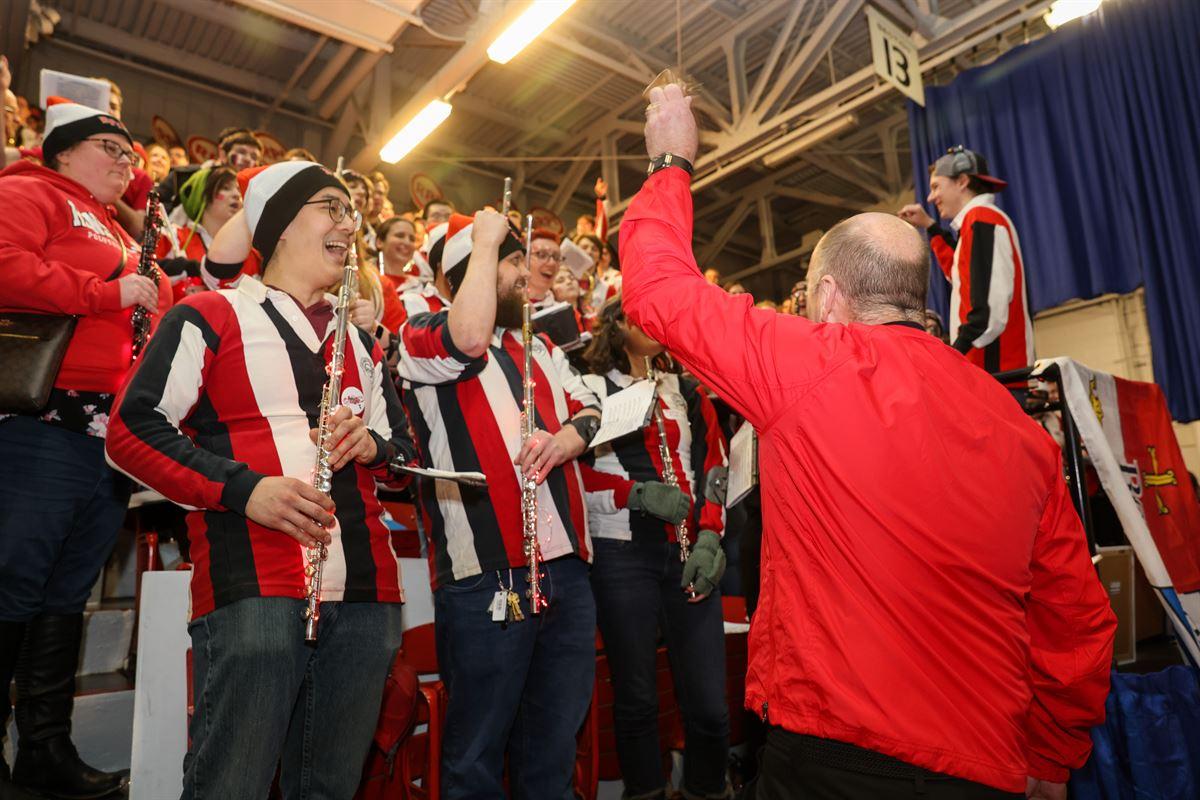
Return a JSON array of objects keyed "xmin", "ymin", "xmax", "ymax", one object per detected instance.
[
  {"xmin": 304, "ymin": 242, "xmax": 360, "ymax": 641},
  {"xmin": 521, "ymin": 213, "xmax": 548, "ymax": 614},
  {"xmin": 645, "ymin": 357, "xmax": 693, "ymax": 563}
]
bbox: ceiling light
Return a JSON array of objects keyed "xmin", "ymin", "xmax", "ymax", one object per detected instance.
[
  {"xmin": 1044, "ymin": 0, "xmax": 1104, "ymax": 30},
  {"xmin": 379, "ymin": 100, "xmax": 454, "ymax": 164},
  {"xmin": 487, "ymin": 0, "xmax": 577, "ymax": 64}
]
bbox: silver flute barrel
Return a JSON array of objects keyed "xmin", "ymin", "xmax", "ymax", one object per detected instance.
[
  {"xmin": 645, "ymin": 357, "xmax": 696, "ymax": 580},
  {"xmin": 520, "ymin": 213, "xmax": 548, "ymax": 614},
  {"xmin": 304, "ymin": 242, "xmax": 360, "ymax": 641}
]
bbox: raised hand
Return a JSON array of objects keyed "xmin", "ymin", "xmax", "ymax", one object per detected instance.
[{"xmin": 644, "ymin": 82, "xmax": 698, "ymax": 164}]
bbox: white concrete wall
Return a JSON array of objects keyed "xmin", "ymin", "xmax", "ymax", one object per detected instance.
[{"xmin": 1032, "ymin": 288, "xmax": 1200, "ymax": 473}]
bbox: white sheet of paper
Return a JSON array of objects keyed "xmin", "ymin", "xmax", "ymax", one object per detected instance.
[
  {"xmin": 40, "ymin": 69, "xmax": 112, "ymax": 113},
  {"xmin": 590, "ymin": 380, "xmax": 656, "ymax": 448},
  {"xmin": 726, "ymin": 423, "xmax": 758, "ymax": 508},
  {"xmin": 560, "ymin": 238, "xmax": 594, "ymax": 279}
]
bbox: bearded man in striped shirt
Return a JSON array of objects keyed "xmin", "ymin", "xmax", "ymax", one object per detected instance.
[{"xmin": 396, "ymin": 208, "xmax": 602, "ymax": 800}]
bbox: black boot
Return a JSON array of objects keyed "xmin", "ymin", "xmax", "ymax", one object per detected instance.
[
  {"xmin": 12, "ymin": 614, "xmax": 128, "ymax": 800},
  {"xmin": 1, "ymin": 620, "xmax": 41, "ymax": 800}
]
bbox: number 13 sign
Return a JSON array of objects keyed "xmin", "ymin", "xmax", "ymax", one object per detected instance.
[{"xmin": 866, "ymin": 6, "xmax": 925, "ymax": 106}]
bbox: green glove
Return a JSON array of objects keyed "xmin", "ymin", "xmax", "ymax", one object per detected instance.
[
  {"xmin": 628, "ymin": 481, "xmax": 689, "ymax": 525},
  {"xmin": 681, "ymin": 530, "xmax": 725, "ymax": 597}
]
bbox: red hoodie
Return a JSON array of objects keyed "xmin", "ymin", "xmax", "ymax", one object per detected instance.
[{"xmin": 0, "ymin": 160, "xmax": 173, "ymax": 394}]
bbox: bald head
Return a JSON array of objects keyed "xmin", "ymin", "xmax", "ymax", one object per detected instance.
[{"xmin": 806, "ymin": 212, "xmax": 929, "ymax": 324}]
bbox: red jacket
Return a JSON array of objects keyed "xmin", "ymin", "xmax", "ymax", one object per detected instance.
[
  {"xmin": 929, "ymin": 194, "xmax": 1034, "ymax": 374},
  {"xmin": 0, "ymin": 160, "xmax": 172, "ymax": 393},
  {"xmin": 621, "ymin": 167, "xmax": 1115, "ymax": 792}
]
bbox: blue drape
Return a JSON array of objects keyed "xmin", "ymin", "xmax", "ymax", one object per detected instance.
[
  {"xmin": 907, "ymin": 0, "xmax": 1200, "ymax": 420},
  {"xmin": 1071, "ymin": 667, "xmax": 1200, "ymax": 800}
]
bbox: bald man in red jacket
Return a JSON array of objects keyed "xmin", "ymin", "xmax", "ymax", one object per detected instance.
[{"xmin": 621, "ymin": 83, "xmax": 1115, "ymax": 800}]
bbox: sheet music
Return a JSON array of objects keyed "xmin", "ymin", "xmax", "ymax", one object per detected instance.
[
  {"xmin": 560, "ymin": 238, "xmax": 594, "ymax": 279},
  {"xmin": 40, "ymin": 69, "xmax": 111, "ymax": 112},
  {"xmin": 726, "ymin": 422, "xmax": 758, "ymax": 508},
  {"xmin": 590, "ymin": 380, "xmax": 656, "ymax": 448}
]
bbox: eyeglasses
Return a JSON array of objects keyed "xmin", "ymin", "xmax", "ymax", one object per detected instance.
[
  {"xmin": 531, "ymin": 249, "xmax": 563, "ymax": 263},
  {"xmin": 84, "ymin": 138, "xmax": 135, "ymax": 164},
  {"xmin": 303, "ymin": 197, "xmax": 362, "ymax": 229}
]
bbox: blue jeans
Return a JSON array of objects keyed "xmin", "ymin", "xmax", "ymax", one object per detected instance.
[
  {"xmin": 0, "ymin": 417, "xmax": 129, "ymax": 621},
  {"xmin": 434, "ymin": 556, "xmax": 596, "ymax": 800},
  {"xmin": 591, "ymin": 537, "xmax": 730, "ymax": 797},
  {"xmin": 183, "ymin": 597, "xmax": 402, "ymax": 800}
]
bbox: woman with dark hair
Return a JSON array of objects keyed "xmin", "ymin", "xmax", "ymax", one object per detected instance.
[
  {"xmin": 579, "ymin": 297, "xmax": 732, "ymax": 800},
  {"xmin": 0, "ymin": 102, "xmax": 171, "ymax": 799}
]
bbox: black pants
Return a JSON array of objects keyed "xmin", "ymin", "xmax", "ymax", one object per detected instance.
[{"xmin": 741, "ymin": 728, "xmax": 1023, "ymax": 800}]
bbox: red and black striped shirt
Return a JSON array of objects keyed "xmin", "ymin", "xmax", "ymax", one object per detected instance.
[
  {"xmin": 396, "ymin": 310, "xmax": 599, "ymax": 587},
  {"xmin": 105, "ymin": 278, "xmax": 414, "ymax": 619},
  {"xmin": 580, "ymin": 370, "xmax": 727, "ymax": 541}
]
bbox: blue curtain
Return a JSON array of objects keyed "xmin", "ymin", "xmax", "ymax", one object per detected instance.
[
  {"xmin": 907, "ymin": 0, "xmax": 1200, "ymax": 420},
  {"xmin": 1071, "ymin": 666, "xmax": 1200, "ymax": 799}
]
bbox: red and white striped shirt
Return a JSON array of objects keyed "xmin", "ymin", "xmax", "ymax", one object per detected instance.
[
  {"xmin": 396, "ymin": 311, "xmax": 599, "ymax": 587},
  {"xmin": 105, "ymin": 278, "xmax": 413, "ymax": 619},
  {"xmin": 930, "ymin": 194, "xmax": 1034, "ymax": 374},
  {"xmin": 580, "ymin": 370, "xmax": 727, "ymax": 541}
]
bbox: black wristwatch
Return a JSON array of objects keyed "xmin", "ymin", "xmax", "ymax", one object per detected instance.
[
  {"xmin": 566, "ymin": 415, "xmax": 600, "ymax": 446},
  {"xmin": 647, "ymin": 152, "xmax": 694, "ymax": 177}
]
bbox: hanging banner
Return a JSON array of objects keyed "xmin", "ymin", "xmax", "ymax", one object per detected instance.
[
  {"xmin": 186, "ymin": 136, "xmax": 219, "ymax": 165},
  {"xmin": 254, "ymin": 131, "xmax": 287, "ymax": 164},
  {"xmin": 151, "ymin": 115, "xmax": 183, "ymax": 149},
  {"xmin": 530, "ymin": 206, "xmax": 565, "ymax": 237},
  {"xmin": 409, "ymin": 173, "xmax": 444, "ymax": 210},
  {"xmin": 1048, "ymin": 357, "xmax": 1200, "ymax": 666}
]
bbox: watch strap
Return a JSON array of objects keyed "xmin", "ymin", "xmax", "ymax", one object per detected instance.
[{"xmin": 647, "ymin": 152, "xmax": 694, "ymax": 177}]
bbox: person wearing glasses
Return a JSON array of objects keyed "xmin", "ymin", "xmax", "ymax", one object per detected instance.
[
  {"xmin": 898, "ymin": 146, "xmax": 1034, "ymax": 379},
  {"xmin": 527, "ymin": 228, "xmax": 565, "ymax": 310},
  {"xmin": 105, "ymin": 160, "xmax": 417, "ymax": 799},
  {"xmin": 0, "ymin": 101, "xmax": 171, "ymax": 799}
]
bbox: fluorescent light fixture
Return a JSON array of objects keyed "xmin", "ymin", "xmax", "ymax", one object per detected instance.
[
  {"xmin": 1044, "ymin": 0, "xmax": 1104, "ymax": 29},
  {"xmin": 761, "ymin": 114, "xmax": 859, "ymax": 168},
  {"xmin": 487, "ymin": 0, "xmax": 577, "ymax": 64},
  {"xmin": 379, "ymin": 100, "xmax": 453, "ymax": 164}
]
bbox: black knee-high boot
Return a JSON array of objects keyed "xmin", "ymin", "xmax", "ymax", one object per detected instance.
[{"xmin": 12, "ymin": 613, "xmax": 128, "ymax": 799}]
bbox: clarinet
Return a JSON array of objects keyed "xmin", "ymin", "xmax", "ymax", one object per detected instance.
[
  {"xmin": 520, "ymin": 214, "xmax": 548, "ymax": 614},
  {"xmin": 645, "ymin": 357, "xmax": 694, "ymax": 565},
  {"xmin": 131, "ymin": 190, "xmax": 163, "ymax": 361},
  {"xmin": 304, "ymin": 242, "xmax": 360, "ymax": 642}
]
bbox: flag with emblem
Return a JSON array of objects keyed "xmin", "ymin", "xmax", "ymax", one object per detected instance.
[{"xmin": 1054, "ymin": 358, "xmax": 1200, "ymax": 664}]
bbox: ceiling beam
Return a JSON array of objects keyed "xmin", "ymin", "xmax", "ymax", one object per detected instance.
[
  {"xmin": 742, "ymin": 0, "xmax": 808, "ymax": 117},
  {"xmin": 44, "ymin": 38, "xmax": 333, "ymax": 132},
  {"xmin": 261, "ymin": 35, "xmax": 328, "ymax": 128},
  {"xmin": 147, "ymin": 0, "xmax": 317, "ymax": 53},
  {"xmin": 698, "ymin": 197, "xmax": 754, "ymax": 266},
  {"xmin": 61, "ymin": 17, "xmax": 294, "ymax": 103},
  {"xmin": 449, "ymin": 92, "xmax": 572, "ymax": 142},
  {"xmin": 753, "ymin": 0, "xmax": 866, "ymax": 122},
  {"xmin": 542, "ymin": 31, "xmax": 653, "ymax": 86},
  {"xmin": 773, "ymin": 187, "xmax": 874, "ymax": 212},
  {"xmin": 307, "ymin": 42, "xmax": 356, "ymax": 103}
]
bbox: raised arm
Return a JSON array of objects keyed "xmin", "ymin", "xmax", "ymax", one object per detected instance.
[
  {"xmin": 447, "ymin": 209, "xmax": 509, "ymax": 357},
  {"xmin": 621, "ymin": 83, "xmax": 846, "ymax": 429}
]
